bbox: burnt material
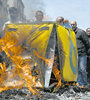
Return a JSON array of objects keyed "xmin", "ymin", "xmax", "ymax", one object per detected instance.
[{"xmin": 0, "ymin": 86, "xmax": 90, "ymax": 100}]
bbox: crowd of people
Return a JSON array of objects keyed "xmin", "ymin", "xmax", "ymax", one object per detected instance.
[{"xmin": 0, "ymin": 7, "xmax": 90, "ymax": 88}]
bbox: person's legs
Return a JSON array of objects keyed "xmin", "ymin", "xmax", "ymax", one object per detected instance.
[
  {"xmin": 87, "ymin": 58, "xmax": 90, "ymax": 83},
  {"xmin": 77, "ymin": 55, "xmax": 87, "ymax": 86}
]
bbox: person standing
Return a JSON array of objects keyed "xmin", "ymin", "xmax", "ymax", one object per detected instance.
[
  {"xmin": 2, "ymin": 7, "xmax": 21, "ymax": 34},
  {"xmin": 56, "ymin": 17, "xmax": 72, "ymax": 29},
  {"xmin": 70, "ymin": 21, "xmax": 90, "ymax": 87},
  {"xmin": 56, "ymin": 16, "xmax": 64, "ymax": 26},
  {"xmin": 35, "ymin": 10, "xmax": 44, "ymax": 22},
  {"xmin": 63, "ymin": 19, "xmax": 72, "ymax": 29},
  {"xmin": 86, "ymin": 28, "xmax": 90, "ymax": 83}
]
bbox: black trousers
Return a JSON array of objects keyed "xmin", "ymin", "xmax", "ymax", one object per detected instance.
[{"xmin": 87, "ymin": 58, "xmax": 90, "ymax": 83}]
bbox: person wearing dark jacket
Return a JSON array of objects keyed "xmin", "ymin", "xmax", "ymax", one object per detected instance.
[
  {"xmin": 70, "ymin": 21, "xmax": 90, "ymax": 86},
  {"xmin": 86, "ymin": 28, "xmax": 90, "ymax": 83}
]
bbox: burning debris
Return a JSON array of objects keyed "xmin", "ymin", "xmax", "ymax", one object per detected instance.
[
  {"xmin": 0, "ymin": 86, "xmax": 90, "ymax": 100},
  {"xmin": 0, "ymin": 22, "xmax": 89, "ymax": 100},
  {"xmin": 0, "ymin": 26, "xmax": 41, "ymax": 95}
]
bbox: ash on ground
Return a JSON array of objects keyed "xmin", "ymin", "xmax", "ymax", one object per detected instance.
[{"xmin": 0, "ymin": 86, "xmax": 90, "ymax": 100}]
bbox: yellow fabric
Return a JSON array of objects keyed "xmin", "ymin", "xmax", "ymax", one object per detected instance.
[
  {"xmin": 56, "ymin": 24, "xmax": 78, "ymax": 81},
  {"xmin": 4, "ymin": 23, "xmax": 54, "ymax": 87},
  {"xmin": 4, "ymin": 23, "xmax": 78, "ymax": 84},
  {"xmin": 4, "ymin": 24, "xmax": 53, "ymax": 57}
]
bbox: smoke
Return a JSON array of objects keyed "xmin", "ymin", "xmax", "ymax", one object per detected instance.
[{"xmin": 22, "ymin": 0, "xmax": 45, "ymax": 21}]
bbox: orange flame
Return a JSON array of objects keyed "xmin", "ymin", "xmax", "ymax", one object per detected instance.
[
  {"xmin": 0, "ymin": 27, "xmax": 62, "ymax": 95},
  {"xmin": 0, "ymin": 32, "xmax": 41, "ymax": 95}
]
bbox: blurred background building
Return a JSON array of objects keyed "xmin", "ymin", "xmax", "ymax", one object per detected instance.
[
  {"xmin": 0, "ymin": 0, "xmax": 8, "ymax": 30},
  {"xmin": 0, "ymin": 0, "xmax": 25, "ymax": 30},
  {"xmin": 7, "ymin": 0, "xmax": 25, "ymax": 22}
]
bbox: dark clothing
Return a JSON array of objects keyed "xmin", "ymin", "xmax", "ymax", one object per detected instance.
[
  {"xmin": 74, "ymin": 27, "xmax": 90, "ymax": 56},
  {"xmin": 74, "ymin": 27, "xmax": 90, "ymax": 86},
  {"xmin": 87, "ymin": 36, "xmax": 90, "ymax": 83},
  {"xmin": 88, "ymin": 36, "xmax": 90, "ymax": 44},
  {"xmin": 87, "ymin": 57, "xmax": 90, "ymax": 83},
  {"xmin": 77, "ymin": 55, "xmax": 87, "ymax": 85}
]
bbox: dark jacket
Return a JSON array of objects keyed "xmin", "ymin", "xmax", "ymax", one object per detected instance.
[
  {"xmin": 88, "ymin": 36, "xmax": 90, "ymax": 45},
  {"xmin": 74, "ymin": 27, "xmax": 90, "ymax": 56}
]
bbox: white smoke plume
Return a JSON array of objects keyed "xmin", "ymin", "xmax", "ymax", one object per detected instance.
[{"xmin": 22, "ymin": 0, "xmax": 45, "ymax": 22}]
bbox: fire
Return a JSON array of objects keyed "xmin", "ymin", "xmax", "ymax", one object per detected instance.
[
  {"xmin": 33, "ymin": 49, "xmax": 61, "ymax": 88},
  {"xmin": 0, "ymin": 26, "xmax": 62, "ymax": 95},
  {"xmin": 0, "ymin": 32, "xmax": 41, "ymax": 95},
  {"xmin": 32, "ymin": 49, "xmax": 53, "ymax": 67},
  {"xmin": 52, "ymin": 65, "xmax": 61, "ymax": 86}
]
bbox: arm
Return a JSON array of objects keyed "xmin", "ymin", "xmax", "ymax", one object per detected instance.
[{"xmin": 81, "ymin": 30, "xmax": 90, "ymax": 55}]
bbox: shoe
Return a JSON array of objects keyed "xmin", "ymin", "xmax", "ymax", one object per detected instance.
[
  {"xmin": 76, "ymin": 82, "xmax": 79, "ymax": 86},
  {"xmin": 76, "ymin": 83, "xmax": 85, "ymax": 88}
]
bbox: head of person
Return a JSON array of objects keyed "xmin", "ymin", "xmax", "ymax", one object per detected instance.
[
  {"xmin": 9, "ymin": 7, "xmax": 18, "ymax": 21},
  {"xmin": 35, "ymin": 10, "xmax": 43, "ymax": 22},
  {"xmin": 56, "ymin": 16, "xmax": 64, "ymax": 25},
  {"xmin": 70, "ymin": 21, "xmax": 77, "ymax": 31},
  {"xmin": 86, "ymin": 28, "xmax": 90, "ymax": 36},
  {"xmin": 63, "ymin": 19, "xmax": 72, "ymax": 29}
]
